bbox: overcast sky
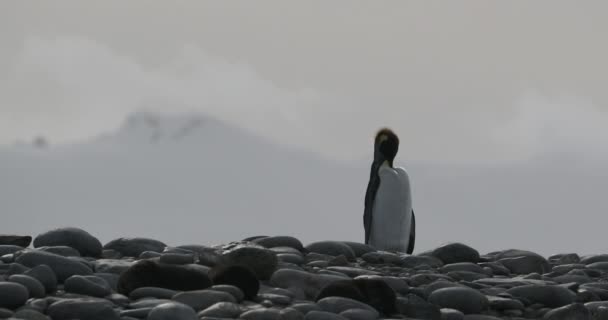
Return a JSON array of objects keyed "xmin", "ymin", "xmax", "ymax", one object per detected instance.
[{"xmin": 2, "ymin": 1, "xmax": 608, "ymax": 164}]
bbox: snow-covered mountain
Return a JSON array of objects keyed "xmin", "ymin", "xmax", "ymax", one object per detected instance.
[{"xmin": 1, "ymin": 111, "xmax": 607, "ymax": 255}]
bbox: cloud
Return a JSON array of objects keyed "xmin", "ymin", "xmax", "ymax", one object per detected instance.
[{"xmin": 492, "ymin": 93, "xmax": 608, "ymax": 162}]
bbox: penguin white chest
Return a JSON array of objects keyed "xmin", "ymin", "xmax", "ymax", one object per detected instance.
[{"xmin": 369, "ymin": 165, "xmax": 412, "ymax": 252}]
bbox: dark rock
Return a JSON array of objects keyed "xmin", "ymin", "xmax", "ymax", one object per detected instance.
[
  {"xmin": 172, "ymin": 289, "xmax": 236, "ymax": 311},
  {"xmin": 316, "ymin": 278, "xmax": 396, "ymax": 315},
  {"xmin": 117, "ymin": 260, "xmax": 212, "ymax": 295},
  {"xmin": 0, "ymin": 235, "xmax": 31, "ymax": 247},
  {"xmin": 0, "ymin": 245, "xmax": 25, "ymax": 256},
  {"xmin": 0, "ymin": 282, "xmax": 28, "ymax": 309},
  {"xmin": 104, "ymin": 237, "xmax": 166, "ymax": 257},
  {"xmin": 15, "ymin": 250, "xmax": 92, "ymax": 282},
  {"xmin": 395, "ymin": 294, "xmax": 441, "ymax": 320},
  {"xmin": 339, "ymin": 308, "xmax": 378, "ymax": 320},
  {"xmin": 507, "ymin": 285, "xmax": 576, "ymax": 307},
  {"xmin": 304, "ymin": 310, "xmax": 348, "ymax": 320},
  {"xmin": 8, "ymin": 274, "xmax": 45, "ymax": 298},
  {"xmin": 253, "ymin": 236, "xmax": 304, "ymax": 251},
  {"xmin": 47, "ymin": 298, "xmax": 120, "ymax": 320},
  {"xmin": 441, "ymin": 308, "xmax": 465, "ymax": 320},
  {"xmin": 543, "ymin": 303, "xmax": 590, "ymax": 320},
  {"xmin": 270, "ymin": 268, "xmax": 347, "ymax": 299},
  {"xmin": 209, "ymin": 264, "xmax": 259, "ymax": 300},
  {"xmin": 317, "ymin": 296, "xmax": 379, "ymax": 316},
  {"xmin": 341, "ymin": 242, "xmax": 376, "ymax": 257},
  {"xmin": 210, "ymin": 284, "xmax": 245, "ymax": 302},
  {"xmin": 431, "ymin": 243, "xmax": 479, "ymax": 264},
  {"xmin": 495, "ymin": 249, "xmax": 550, "ymax": 274},
  {"xmin": 221, "ymin": 245, "xmax": 278, "ymax": 280},
  {"xmin": 13, "ymin": 309, "xmax": 49, "ymax": 320},
  {"xmin": 428, "ymin": 287, "xmax": 489, "ymax": 314},
  {"xmin": 93, "ymin": 259, "xmax": 133, "ymax": 274},
  {"xmin": 580, "ymin": 254, "xmax": 608, "ymax": 265},
  {"xmin": 240, "ymin": 308, "xmax": 283, "ymax": 320},
  {"xmin": 147, "ymin": 302, "xmax": 197, "ymax": 320},
  {"xmin": 33, "ymin": 227, "xmax": 102, "ymax": 257},
  {"xmin": 441, "ymin": 262, "xmax": 485, "ymax": 274},
  {"xmin": 197, "ymin": 302, "xmax": 242, "ymax": 318},
  {"xmin": 305, "ymin": 241, "xmax": 356, "ymax": 261},
  {"xmin": 38, "ymin": 245, "xmax": 81, "ymax": 257},
  {"xmin": 24, "ymin": 264, "xmax": 57, "ymax": 293},
  {"xmin": 401, "ymin": 255, "xmax": 444, "ymax": 268},
  {"xmin": 64, "ymin": 275, "xmax": 112, "ymax": 297},
  {"xmin": 129, "ymin": 287, "xmax": 176, "ymax": 300}
]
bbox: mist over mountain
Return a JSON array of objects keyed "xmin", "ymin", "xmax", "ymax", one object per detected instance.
[{"xmin": 1, "ymin": 111, "xmax": 607, "ymax": 255}]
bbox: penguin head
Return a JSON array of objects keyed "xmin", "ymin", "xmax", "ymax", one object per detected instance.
[{"xmin": 374, "ymin": 128, "xmax": 399, "ymax": 167}]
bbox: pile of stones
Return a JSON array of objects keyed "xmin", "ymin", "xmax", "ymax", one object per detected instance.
[{"xmin": 1, "ymin": 228, "xmax": 608, "ymax": 320}]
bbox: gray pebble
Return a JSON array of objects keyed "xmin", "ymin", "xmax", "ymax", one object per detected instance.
[
  {"xmin": 8, "ymin": 274, "xmax": 45, "ymax": 298},
  {"xmin": 147, "ymin": 302, "xmax": 197, "ymax": 320}
]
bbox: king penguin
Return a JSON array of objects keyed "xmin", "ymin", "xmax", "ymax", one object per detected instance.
[{"xmin": 364, "ymin": 128, "xmax": 416, "ymax": 254}]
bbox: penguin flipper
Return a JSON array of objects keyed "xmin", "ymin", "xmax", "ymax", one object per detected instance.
[
  {"xmin": 406, "ymin": 209, "xmax": 416, "ymax": 254},
  {"xmin": 364, "ymin": 162, "xmax": 380, "ymax": 245}
]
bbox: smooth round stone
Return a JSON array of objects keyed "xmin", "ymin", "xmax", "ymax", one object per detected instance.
[
  {"xmin": 429, "ymin": 287, "xmax": 489, "ymax": 314},
  {"xmin": 494, "ymin": 249, "xmax": 550, "ymax": 274},
  {"xmin": 271, "ymin": 247, "xmax": 304, "ymax": 256},
  {"xmin": 64, "ymin": 275, "xmax": 112, "ymax": 297},
  {"xmin": 139, "ymin": 251, "xmax": 162, "ymax": 259},
  {"xmin": 0, "ymin": 282, "xmax": 28, "ymax": 308},
  {"xmin": 101, "ymin": 249, "xmax": 122, "ymax": 259},
  {"xmin": 486, "ymin": 296, "xmax": 524, "ymax": 310},
  {"xmin": 6, "ymin": 263, "xmax": 29, "ymax": 276},
  {"xmin": 441, "ymin": 308, "xmax": 465, "ymax": 320},
  {"xmin": 38, "ymin": 246, "xmax": 81, "ymax": 257},
  {"xmin": 401, "ymin": 255, "xmax": 444, "ymax": 268},
  {"xmin": 279, "ymin": 253, "xmax": 305, "ymax": 265},
  {"xmin": 326, "ymin": 266, "xmax": 381, "ymax": 277},
  {"xmin": 580, "ymin": 254, "xmax": 608, "ymax": 265},
  {"xmin": 396, "ymin": 295, "xmax": 442, "ymax": 320},
  {"xmin": 120, "ymin": 308, "xmax": 152, "ymax": 318},
  {"xmin": 159, "ymin": 253, "xmax": 195, "ymax": 265},
  {"xmin": 106, "ymin": 293, "xmax": 129, "ymax": 307},
  {"xmin": 340, "ymin": 242, "xmax": 376, "ymax": 257},
  {"xmin": 317, "ymin": 296, "xmax": 379, "ymax": 316},
  {"xmin": 354, "ymin": 275, "xmax": 409, "ymax": 294},
  {"xmin": 549, "ymin": 253, "xmax": 580, "ymax": 264},
  {"xmin": 441, "ymin": 262, "xmax": 485, "ymax": 274},
  {"xmin": 221, "ymin": 245, "xmax": 278, "ymax": 280},
  {"xmin": 16, "ymin": 250, "xmax": 92, "ymax": 282},
  {"xmin": 130, "ymin": 299, "xmax": 173, "ymax": 309},
  {"xmin": 270, "ymin": 269, "xmax": 346, "ymax": 299},
  {"xmin": 13, "ymin": 309, "xmax": 49, "ymax": 320},
  {"xmin": 172, "ymin": 289, "xmax": 236, "ymax": 311},
  {"xmin": 586, "ymin": 262, "xmax": 608, "ymax": 270},
  {"xmin": 147, "ymin": 302, "xmax": 197, "ymax": 320},
  {"xmin": 409, "ymin": 273, "xmax": 452, "ymax": 287},
  {"xmin": 305, "ymin": 310, "xmax": 348, "ymax": 320},
  {"xmin": 129, "ymin": 287, "xmax": 178, "ymax": 300},
  {"xmin": 47, "ymin": 298, "xmax": 119, "ymax": 320},
  {"xmin": 256, "ymin": 293, "xmax": 292, "ymax": 305},
  {"xmin": 462, "ymin": 316, "xmax": 502, "ymax": 320},
  {"xmin": 240, "ymin": 308, "xmax": 283, "ymax": 320},
  {"xmin": 94, "ymin": 272, "xmax": 119, "ymax": 291},
  {"xmin": 361, "ymin": 251, "xmax": 402, "ymax": 265},
  {"xmin": 424, "ymin": 280, "xmax": 464, "ymax": 295},
  {"xmin": 305, "ymin": 242, "xmax": 355, "ymax": 261},
  {"xmin": 0, "ymin": 308, "xmax": 13, "ymax": 318},
  {"xmin": 281, "ymin": 307, "xmax": 305, "ymax": 320},
  {"xmin": 507, "ymin": 285, "xmax": 576, "ymax": 307},
  {"xmin": 94, "ymin": 259, "xmax": 133, "ymax": 274},
  {"xmin": 431, "ymin": 243, "xmax": 479, "ymax": 264},
  {"xmin": 291, "ymin": 303, "xmax": 323, "ymax": 315},
  {"xmin": 210, "ymin": 284, "xmax": 245, "ymax": 302},
  {"xmin": 0, "ymin": 245, "xmax": 26, "ymax": 256},
  {"xmin": 103, "ymin": 237, "xmax": 167, "ymax": 257},
  {"xmin": 197, "ymin": 302, "xmax": 242, "ymax": 318},
  {"xmin": 339, "ymin": 308, "xmax": 379, "ymax": 320},
  {"xmin": 0, "ymin": 235, "xmax": 32, "ymax": 247},
  {"xmin": 543, "ymin": 303, "xmax": 591, "ymax": 320},
  {"xmin": 253, "ymin": 236, "xmax": 304, "ymax": 251},
  {"xmin": 8, "ymin": 274, "xmax": 46, "ymax": 298},
  {"xmin": 34, "ymin": 227, "xmax": 102, "ymax": 257}
]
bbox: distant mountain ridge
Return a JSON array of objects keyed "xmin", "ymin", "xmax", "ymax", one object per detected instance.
[{"xmin": 1, "ymin": 111, "xmax": 607, "ymax": 255}]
